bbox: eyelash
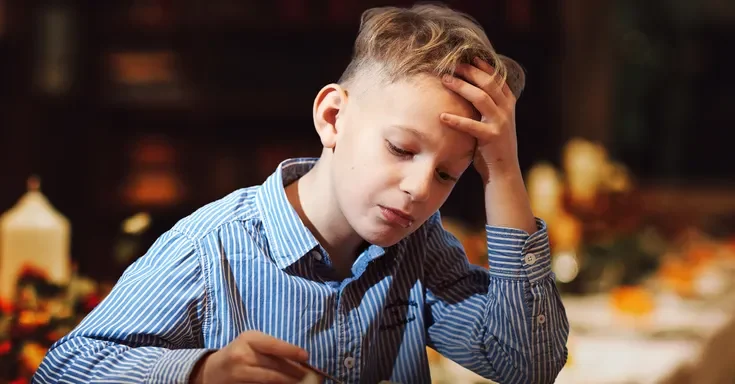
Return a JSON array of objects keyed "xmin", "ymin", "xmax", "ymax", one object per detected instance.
[
  {"xmin": 387, "ymin": 141, "xmax": 413, "ymax": 158},
  {"xmin": 386, "ymin": 141, "xmax": 457, "ymax": 182}
]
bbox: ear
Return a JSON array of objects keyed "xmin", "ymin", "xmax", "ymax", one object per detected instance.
[{"xmin": 312, "ymin": 83, "xmax": 348, "ymax": 149}]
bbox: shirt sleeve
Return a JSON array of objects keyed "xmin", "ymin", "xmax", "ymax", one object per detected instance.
[
  {"xmin": 32, "ymin": 229, "xmax": 213, "ymax": 384},
  {"xmin": 423, "ymin": 211, "xmax": 569, "ymax": 384}
]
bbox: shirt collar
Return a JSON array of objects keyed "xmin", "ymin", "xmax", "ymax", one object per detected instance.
[
  {"xmin": 256, "ymin": 157, "xmax": 390, "ymax": 270},
  {"xmin": 255, "ymin": 158, "xmax": 322, "ymax": 269}
]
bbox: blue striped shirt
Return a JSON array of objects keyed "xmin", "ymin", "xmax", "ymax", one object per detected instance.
[{"xmin": 33, "ymin": 158, "xmax": 568, "ymax": 384}]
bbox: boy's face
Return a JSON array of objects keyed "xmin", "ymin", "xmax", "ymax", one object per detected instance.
[{"xmin": 325, "ymin": 74, "xmax": 478, "ymax": 247}]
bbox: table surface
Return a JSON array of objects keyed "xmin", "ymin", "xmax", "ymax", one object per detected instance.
[{"xmin": 428, "ymin": 293, "xmax": 734, "ymax": 384}]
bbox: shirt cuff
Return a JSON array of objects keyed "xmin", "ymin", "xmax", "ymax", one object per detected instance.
[
  {"xmin": 147, "ymin": 348, "xmax": 214, "ymax": 384},
  {"xmin": 486, "ymin": 217, "xmax": 552, "ymax": 283}
]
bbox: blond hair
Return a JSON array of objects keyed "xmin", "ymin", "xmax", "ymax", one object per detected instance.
[{"xmin": 339, "ymin": 3, "xmax": 526, "ymax": 98}]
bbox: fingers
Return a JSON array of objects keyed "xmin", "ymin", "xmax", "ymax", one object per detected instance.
[
  {"xmin": 441, "ymin": 57, "xmax": 517, "ymax": 140},
  {"xmin": 454, "ymin": 62, "xmax": 507, "ymax": 108},
  {"xmin": 237, "ymin": 365, "xmax": 303, "ymax": 383},
  {"xmin": 444, "ymin": 58, "xmax": 516, "ymax": 112},
  {"xmin": 471, "ymin": 58, "xmax": 516, "ymax": 101},
  {"xmin": 250, "ymin": 352, "xmax": 309, "ymax": 380},
  {"xmin": 440, "ymin": 113, "xmax": 492, "ymax": 140},
  {"xmin": 442, "ymin": 74, "xmax": 500, "ymax": 119},
  {"xmin": 231, "ymin": 346, "xmax": 309, "ymax": 382},
  {"xmin": 242, "ymin": 331, "xmax": 309, "ymax": 362}
]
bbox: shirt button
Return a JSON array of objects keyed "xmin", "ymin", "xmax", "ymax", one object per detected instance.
[
  {"xmin": 343, "ymin": 356, "xmax": 355, "ymax": 369},
  {"xmin": 524, "ymin": 253, "xmax": 537, "ymax": 265},
  {"xmin": 312, "ymin": 251, "xmax": 322, "ymax": 261},
  {"xmin": 537, "ymin": 314, "xmax": 546, "ymax": 325}
]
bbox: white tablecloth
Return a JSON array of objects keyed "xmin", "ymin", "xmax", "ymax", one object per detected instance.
[{"xmin": 556, "ymin": 294, "xmax": 731, "ymax": 383}]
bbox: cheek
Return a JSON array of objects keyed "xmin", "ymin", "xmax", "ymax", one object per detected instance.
[
  {"xmin": 347, "ymin": 160, "xmax": 391, "ymax": 196},
  {"xmin": 423, "ymin": 184, "xmax": 454, "ymax": 213}
]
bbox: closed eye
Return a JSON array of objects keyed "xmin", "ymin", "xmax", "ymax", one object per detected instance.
[
  {"xmin": 387, "ymin": 140, "xmax": 460, "ymax": 182},
  {"xmin": 386, "ymin": 141, "xmax": 414, "ymax": 158},
  {"xmin": 437, "ymin": 171, "xmax": 458, "ymax": 182}
]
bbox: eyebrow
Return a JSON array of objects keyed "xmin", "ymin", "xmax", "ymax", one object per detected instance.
[
  {"xmin": 390, "ymin": 125, "xmax": 475, "ymax": 160},
  {"xmin": 392, "ymin": 124, "xmax": 427, "ymax": 141}
]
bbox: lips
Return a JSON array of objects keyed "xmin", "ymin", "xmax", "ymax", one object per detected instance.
[{"xmin": 379, "ymin": 206, "xmax": 415, "ymax": 228}]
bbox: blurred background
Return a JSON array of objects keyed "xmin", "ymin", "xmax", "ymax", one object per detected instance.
[{"xmin": 0, "ymin": 0, "xmax": 734, "ymax": 383}]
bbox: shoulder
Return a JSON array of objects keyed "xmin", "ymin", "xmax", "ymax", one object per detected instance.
[{"xmin": 170, "ymin": 186, "xmax": 263, "ymax": 242}]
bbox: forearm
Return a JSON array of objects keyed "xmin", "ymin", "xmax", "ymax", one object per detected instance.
[
  {"xmin": 426, "ymin": 218, "xmax": 569, "ymax": 384},
  {"xmin": 483, "ymin": 166, "xmax": 537, "ymax": 235},
  {"xmin": 33, "ymin": 336, "xmax": 211, "ymax": 384},
  {"xmin": 427, "ymin": 272, "xmax": 568, "ymax": 384},
  {"xmin": 482, "ymin": 273, "xmax": 569, "ymax": 384},
  {"xmin": 484, "ymin": 222, "xmax": 568, "ymax": 383}
]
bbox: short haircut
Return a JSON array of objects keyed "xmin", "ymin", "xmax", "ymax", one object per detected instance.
[{"xmin": 339, "ymin": 3, "xmax": 526, "ymax": 98}]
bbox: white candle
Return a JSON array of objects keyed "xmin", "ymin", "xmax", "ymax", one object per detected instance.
[{"xmin": 0, "ymin": 176, "xmax": 71, "ymax": 302}]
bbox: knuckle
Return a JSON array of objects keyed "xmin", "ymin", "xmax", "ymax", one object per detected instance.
[
  {"xmin": 241, "ymin": 349, "xmax": 259, "ymax": 365},
  {"xmin": 477, "ymin": 92, "xmax": 493, "ymax": 105},
  {"xmin": 240, "ymin": 329, "xmax": 257, "ymax": 338},
  {"xmin": 227, "ymin": 349, "xmax": 247, "ymax": 365},
  {"xmin": 479, "ymin": 79, "xmax": 494, "ymax": 91}
]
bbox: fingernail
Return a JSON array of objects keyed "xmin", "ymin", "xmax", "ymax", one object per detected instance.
[
  {"xmin": 442, "ymin": 75, "xmax": 453, "ymax": 84},
  {"xmin": 440, "ymin": 113, "xmax": 450, "ymax": 122}
]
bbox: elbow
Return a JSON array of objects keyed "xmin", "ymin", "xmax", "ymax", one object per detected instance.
[
  {"xmin": 33, "ymin": 335, "xmax": 108, "ymax": 383},
  {"xmin": 33, "ymin": 337, "xmax": 77, "ymax": 383},
  {"xmin": 33, "ymin": 345, "xmax": 66, "ymax": 383}
]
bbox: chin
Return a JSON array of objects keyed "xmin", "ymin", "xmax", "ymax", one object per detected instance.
[
  {"xmin": 363, "ymin": 234, "xmax": 404, "ymax": 248},
  {"xmin": 355, "ymin": 224, "xmax": 410, "ymax": 248}
]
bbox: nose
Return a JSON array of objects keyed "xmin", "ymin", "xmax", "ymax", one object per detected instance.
[{"xmin": 399, "ymin": 163, "xmax": 433, "ymax": 202}]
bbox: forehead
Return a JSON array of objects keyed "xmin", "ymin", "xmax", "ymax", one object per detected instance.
[
  {"xmin": 357, "ymin": 74, "xmax": 478, "ymax": 144},
  {"xmin": 361, "ymin": 74, "xmax": 478, "ymax": 117}
]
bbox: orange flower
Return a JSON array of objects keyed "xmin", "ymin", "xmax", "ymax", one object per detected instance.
[
  {"xmin": 685, "ymin": 246, "xmax": 716, "ymax": 266},
  {"xmin": 610, "ymin": 285, "xmax": 654, "ymax": 316},
  {"xmin": 18, "ymin": 310, "xmax": 50, "ymax": 327}
]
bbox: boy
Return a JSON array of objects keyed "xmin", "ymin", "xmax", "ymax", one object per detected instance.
[{"xmin": 34, "ymin": 4, "xmax": 568, "ymax": 384}]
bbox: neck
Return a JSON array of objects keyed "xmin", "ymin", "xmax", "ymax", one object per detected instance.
[{"xmin": 285, "ymin": 158, "xmax": 366, "ymax": 264}]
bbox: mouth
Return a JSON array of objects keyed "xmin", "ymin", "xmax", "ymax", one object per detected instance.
[{"xmin": 379, "ymin": 206, "xmax": 415, "ymax": 228}]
